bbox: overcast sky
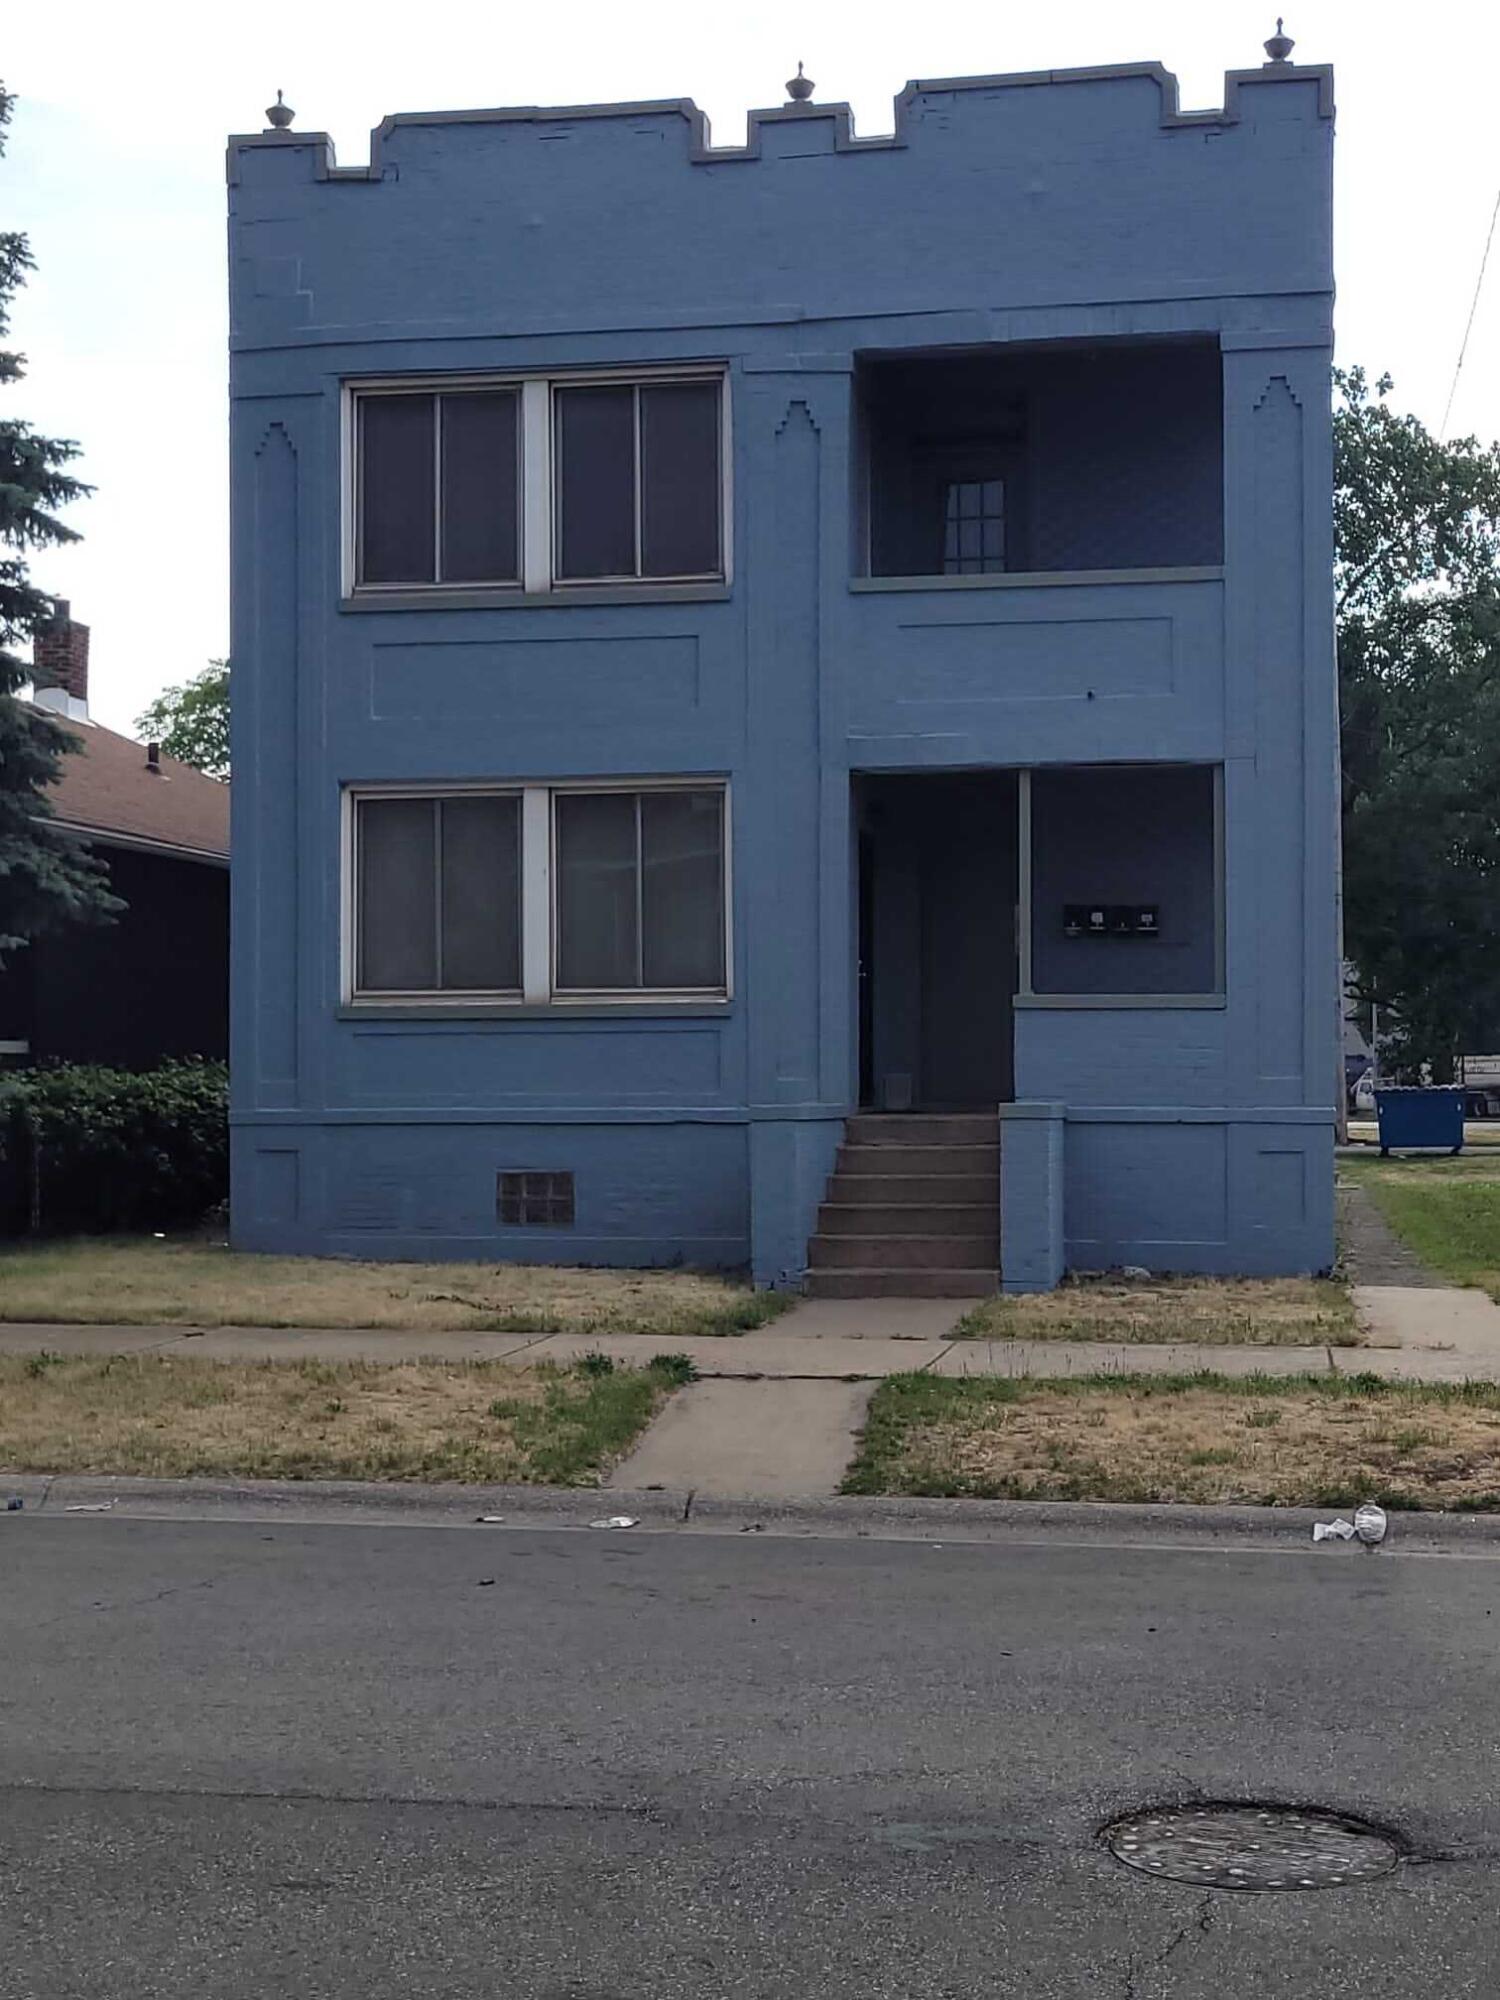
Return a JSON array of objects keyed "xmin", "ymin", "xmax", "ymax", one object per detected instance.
[{"xmin": 5, "ymin": 0, "xmax": 1499, "ymax": 733}]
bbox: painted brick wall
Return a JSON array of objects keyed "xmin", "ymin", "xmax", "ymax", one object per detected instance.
[{"xmin": 227, "ymin": 55, "xmax": 1337, "ymax": 1279}]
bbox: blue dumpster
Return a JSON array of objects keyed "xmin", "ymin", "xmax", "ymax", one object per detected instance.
[{"xmin": 1374, "ymin": 1086, "xmax": 1465, "ymax": 1155}]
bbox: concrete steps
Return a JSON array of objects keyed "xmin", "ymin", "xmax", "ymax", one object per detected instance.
[
  {"xmin": 817, "ymin": 1204, "xmax": 997, "ymax": 1237},
  {"xmin": 805, "ymin": 1268, "xmax": 999, "ymax": 1300},
  {"xmin": 810, "ymin": 1232, "xmax": 997, "ymax": 1270},
  {"xmin": 804, "ymin": 1113, "xmax": 1001, "ymax": 1300},
  {"xmin": 846, "ymin": 1113, "xmax": 997, "ymax": 1145},
  {"xmin": 828, "ymin": 1173, "xmax": 999, "ymax": 1205}
]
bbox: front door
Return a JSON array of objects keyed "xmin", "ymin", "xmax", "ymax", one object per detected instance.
[{"xmin": 857, "ymin": 772, "xmax": 1017, "ymax": 1111}]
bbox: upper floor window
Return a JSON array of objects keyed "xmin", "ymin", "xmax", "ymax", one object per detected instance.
[
  {"xmin": 943, "ymin": 478, "xmax": 1007, "ymax": 576},
  {"xmin": 358, "ymin": 390, "xmax": 521, "ymax": 587},
  {"xmin": 350, "ymin": 369, "xmax": 727, "ymax": 597},
  {"xmin": 555, "ymin": 381, "xmax": 722, "ymax": 582}
]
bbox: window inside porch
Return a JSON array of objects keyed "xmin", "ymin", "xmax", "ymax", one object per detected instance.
[{"xmin": 856, "ymin": 338, "xmax": 1224, "ymax": 581}]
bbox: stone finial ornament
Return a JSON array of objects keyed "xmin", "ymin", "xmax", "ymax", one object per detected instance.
[
  {"xmin": 785, "ymin": 62, "xmax": 815, "ymax": 106},
  {"xmin": 1263, "ymin": 18, "xmax": 1295, "ymax": 63},
  {"xmin": 265, "ymin": 90, "xmax": 296, "ymax": 130}
]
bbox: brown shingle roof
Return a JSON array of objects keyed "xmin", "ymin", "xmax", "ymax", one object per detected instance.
[{"xmin": 35, "ymin": 712, "xmax": 230, "ymax": 863}]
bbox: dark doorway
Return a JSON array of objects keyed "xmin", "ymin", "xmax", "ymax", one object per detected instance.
[{"xmin": 855, "ymin": 772, "xmax": 1018, "ymax": 1110}]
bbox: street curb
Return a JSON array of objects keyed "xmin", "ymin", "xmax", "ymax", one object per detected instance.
[{"xmin": 7, "ymin": 1471, "xmax": 1500, "ymax": 1553}]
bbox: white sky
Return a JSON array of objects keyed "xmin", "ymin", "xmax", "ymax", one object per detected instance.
[{"xmin": 5, "ymin": 0, "xmax": 1500, "ymax": 733}]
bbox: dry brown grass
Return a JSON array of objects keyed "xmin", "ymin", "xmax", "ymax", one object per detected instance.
[
  {"xmin": 953, "ymin": 1275, "xmax": 1357, "ymax": 1346},
  {"xmin": 845, "ymin": 1371, "xmax": 1500, "ymax": 1508},
  {"xmin": 0, "ymin": 1239, "xmax": 784, "ymax": 1336},
  {"xmin": 0, "ymin": 1352, "xmax": 680, "ymax": 1484}
]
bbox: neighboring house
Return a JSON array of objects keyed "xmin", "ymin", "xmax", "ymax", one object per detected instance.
[
  {"xmin": 0, "ymin": 608, "xmax": 229, "ymax": 1068},
  {"xmin": 226, "ymin": 36, "xmax": 1337, "ymax": 1291}
]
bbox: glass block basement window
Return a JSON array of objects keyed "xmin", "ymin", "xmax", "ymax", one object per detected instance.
[{"xmin": 497, "ymin": 1171, "xmax": 576, "ymax": 1227}]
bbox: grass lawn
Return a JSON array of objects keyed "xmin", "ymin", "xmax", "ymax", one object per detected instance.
[
  {"xmin": 0, "ymin": 1238, "xmax": 789, "ymax": 1337},
  {"xmin": 0, "ymin": 1350, "xmax": 692, "ymax": 1484},
  {"xmin": 952, "ymin": 1274, "xmax": 1357, "ymax": 1346},
  {"xmin": 1342, "ymin": 1154, "xmax": 1500, "ymax": 1301},
  {"xmin": 844, "ymin": 1369, "xmax": 1500, "ymax": 1508}
]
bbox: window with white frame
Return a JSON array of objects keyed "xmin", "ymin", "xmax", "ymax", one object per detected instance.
[
  {"xmin": 355, "ymin": 793, "xmax": 523, "ymax": 994},
  {"xmin": 555, "ymin": 788, "xmax": 725, "ymax": 992},
  {"xmin": 349, "ymin": 782, "xmax": 728, "ymax": 1003},
  {"xmin": 350, "ymin": 371, "xmax": 726, "ymax": 594}
]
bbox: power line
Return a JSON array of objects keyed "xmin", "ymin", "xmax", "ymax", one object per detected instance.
[{"xmin": 1440, "ymin": 180, "xmax": 1500, "ymax": 439}]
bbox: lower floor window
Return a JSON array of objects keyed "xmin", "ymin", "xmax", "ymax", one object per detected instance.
[
  {"xmin": 357, "ymin": 793, "xmax": 522, "ymax": 994},
  {"xmin": 555, "ymin": 789, "xmax": 725, "ymax": 992},
  {"xmin": 349, "ymin": 780, "xmax": 728, "ymax": 1004}
]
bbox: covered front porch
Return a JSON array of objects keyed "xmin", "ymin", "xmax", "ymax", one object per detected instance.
[{"xmin": 816, "ymin": 762, "xmax": 1225, "ymax": 1294}]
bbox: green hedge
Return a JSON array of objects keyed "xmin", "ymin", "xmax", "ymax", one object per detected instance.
[{"xmin": 0, "ymin": 1060, "xmax": 228, "ymax": 1234}]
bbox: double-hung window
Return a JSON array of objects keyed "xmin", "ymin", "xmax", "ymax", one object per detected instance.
[
  {"xmin": 350, "ymin": 369, "xmax": 727, "ymax": 595},
  {"xmin": 355, "ymin": 793, "xmax": 523, "ymax": 996},
  {"xmin": 357, "ymin": 390, "xmax": 522, "ymax": 586},
  {"xmin": 348, "ymin": 782, "xmax": 729, "ymax": 1005},
  {"xmin": 553, "ymin": 380, "xmax": 722, "ymax": 582},
  {"xmin": 554, "ymin": 788, "xmax": 725, "ymax": 992}
]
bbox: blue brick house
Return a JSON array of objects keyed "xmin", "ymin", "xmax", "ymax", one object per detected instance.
[{"xmin": 227, "ymin": 37, "xmax": 1338, "ymax": 1293}]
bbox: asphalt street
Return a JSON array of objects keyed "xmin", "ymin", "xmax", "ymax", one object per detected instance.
[{"xmin": 3, "ymin": 1511, "xmax": 1499, "ymax": 1996}]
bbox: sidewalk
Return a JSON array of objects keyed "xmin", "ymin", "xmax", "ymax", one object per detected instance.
[
  {"xmin": 1, "ymin": 1314, "xmax": 1498, "ymax": 1381},
  {"xmin": 9, "ymin": 1290, "xmax": 1500, "ymax": 1502},
  {"xmin": 1339, "ymin": 1177, "xmax": 1500, "ymax": 1370}
]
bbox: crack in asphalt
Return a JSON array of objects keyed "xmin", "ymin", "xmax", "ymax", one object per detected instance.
[
  {"xmin": 19, "ymin": 1572, "xmax": 229, "ymax": 1632},
  {"xmin": 1122, "ymin": 1893, "xmax": 1215, "ymax": 1999},
  {"xmin": 11, "ymin": 1555, "xmax": 286, "ymax": 1632},
  {"xmin": 0, "ymin": 1778, "xmax": 1078, "ymax": 1857},
  {"xmin": 0, "ymin": 1778, "xmax": 682, "ymax": 1824}
]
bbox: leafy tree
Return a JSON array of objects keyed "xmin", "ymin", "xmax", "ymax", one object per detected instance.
[
  {"xmin": 1337, "ymin": 366, "xmax": 1500, "ymax": 1079},
  {"xmin": 137, "ymin": 660, "xmax": 229, "ymax": 780},
  {"xmin": 0, "ymin": 79, "xmax": 119, "ymax": 964}
]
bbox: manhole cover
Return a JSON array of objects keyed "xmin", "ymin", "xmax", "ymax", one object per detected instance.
[{"xmin": 1103, "ymin": 1805, "xmax": 1398, "ymax": 1891}]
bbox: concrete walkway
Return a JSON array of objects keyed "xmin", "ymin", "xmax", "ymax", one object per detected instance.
[
  {"xmin": 3, "ymin": 1317, "xmax": 1499, "ymax": 1381},
  {"xmin": 770, "ymin": 1297, "xmax": 973, "ymax": 1339},
  {"xmin": 1338, "ymin": 1176, "xmax": 1500, "ymax": 1366},
  {"xmin": 1353, "ymin": 1284, "xmax": 1500, "ymax": 1364},
  {"xmin": 609, "ymin": 1379, "xmax": 874, "ymax": 1498},
  {"xmin": 10, "ymin": 1296, "xmax": 1500, "ymax": 1501}
]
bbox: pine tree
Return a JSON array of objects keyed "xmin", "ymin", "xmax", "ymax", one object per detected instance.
[{"xmin": 0, "ymin": 79, "xmax": 120, "ymax": 963}]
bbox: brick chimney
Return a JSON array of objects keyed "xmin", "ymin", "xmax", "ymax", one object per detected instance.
[{"xmin": 31, "ymin": 601, "xmax": 91, "ymax": 722}]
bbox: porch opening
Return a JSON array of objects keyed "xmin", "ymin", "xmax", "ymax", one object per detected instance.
[
  {"xmin": 855, "ymin": 771, "xmax": 1019, "ymax": 1111},
  {"xmin": 854, "ymin": 336, "xmax": 1224, "ymax": 580},
  {"xmin": 1023, "ymin": 764, "xmax": 1223, "ymax": 999}
]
